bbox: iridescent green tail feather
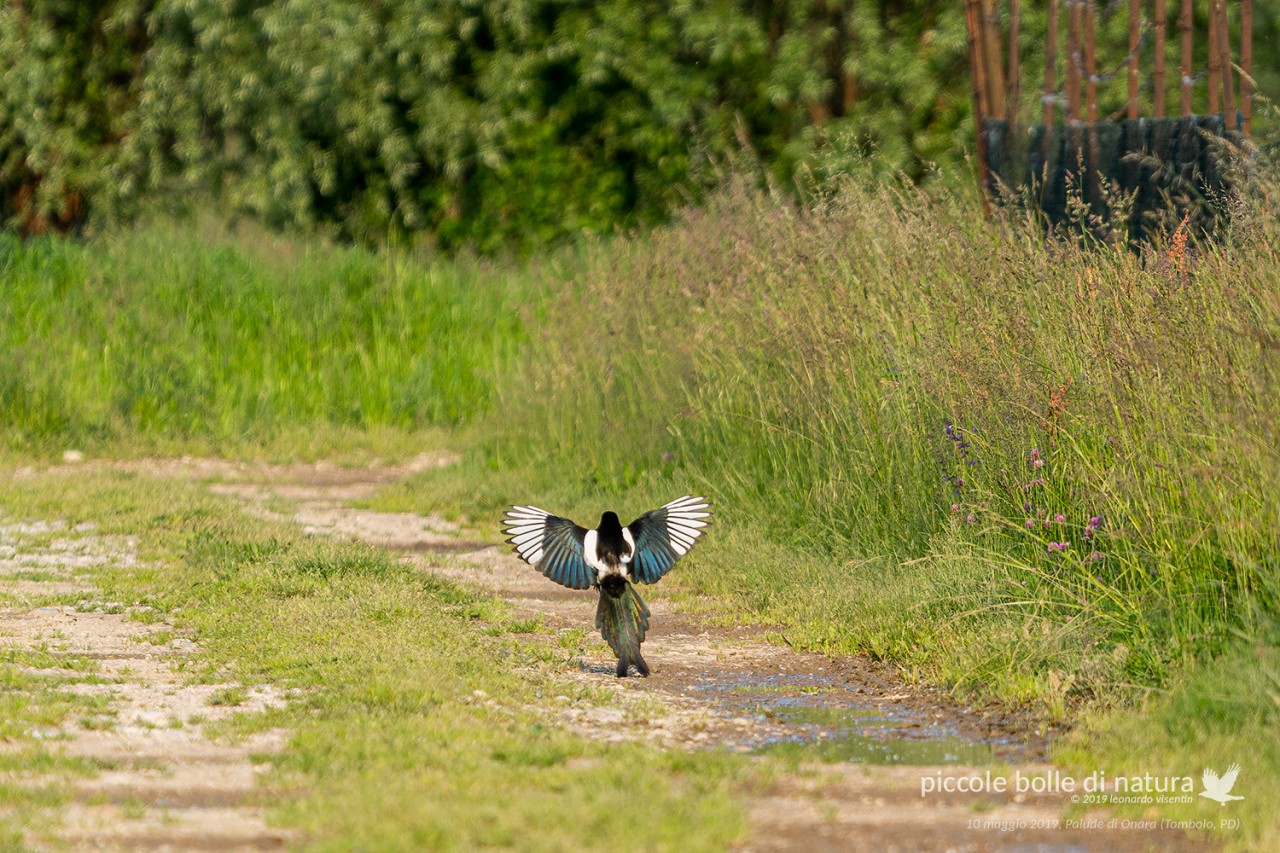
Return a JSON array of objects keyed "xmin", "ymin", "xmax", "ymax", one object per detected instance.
[{"xmin": 595, "ymin": 582, "xmax": 651, "ymax": 677}]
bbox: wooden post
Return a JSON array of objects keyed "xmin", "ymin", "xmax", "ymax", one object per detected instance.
[
  {"xmin": 981, "ymin": 0, "xmax": 1006, "ymax": 119},
  {"xmin": 1154, "ymin": 0, "xmax": 1167, "ymax": 117},
  {"xmin": 964, "ymin": 0, "xmax": 992, "ymax": 213},
  {"xmin": 1007, "ymin": 0, "xmax": 1021, "ymax": 127},
  {"xmin": 1207, "ymin": 0, "xmax": 1221, "ymax": 115},
  {"xmin": 1067, "ymin": 0, "xmax": 1083, "ymax": 123},
  {"xmin": 1042, "ymin": 0, "xmax": 1059, "ymax": 179},
  {"xmin": 1127, "ymin": 0, "xmax": 1140, "ymax": 119},
  {"xmin": 1242, "ymin": 0, "xmax": 1253, "ymax": 134},
  {"xmin": 1179, "ymin": 0, "xmax": 1193, "ymax": 115},
  {"xmin": 1083, "ymin": 0, "xmax": 1099, "ymax": 211},
  {"xmin": 1084, "ymin": 0, "xmax": 1098, "ymax": 122},
  {"xmin": 1213, "ymin": 0, "xmax": 1235, "ymax": 127},
  {"xmin": 1045, "ymin": 0, "xmax": 1059, "ymax": 130}
]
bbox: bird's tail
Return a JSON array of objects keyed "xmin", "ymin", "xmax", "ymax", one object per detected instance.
[{"xmin": 596, "ymin": 582, "xmax": 651, "ymax": 677}]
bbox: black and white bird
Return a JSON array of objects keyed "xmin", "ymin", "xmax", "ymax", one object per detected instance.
[{"xmin": 502, "ymin": 496, "xmax": 712, "ymax": 677}]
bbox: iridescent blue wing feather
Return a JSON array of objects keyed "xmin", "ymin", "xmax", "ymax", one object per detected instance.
[
  {"xmin": 503, "ymin": 506, "xmax": 594, "ymax": 590},
  {"xmin": 626, "ymin": 496, "xmax": 712, "ymax": 585}
]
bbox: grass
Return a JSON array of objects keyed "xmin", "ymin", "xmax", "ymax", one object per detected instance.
[
  {"xmin": 2, "ymin": 158, "xmax": 1279, "ymax": 847},
  {"xmin": 1057, "ymin": 631, "xmax": 1280, "ymax": 850},
  {"xmin": 0, "ymin": 630, "xmax": 120, "ymax": 847},
  {"xmin": 0, "ymin": 221, "xmax": 532, "ymax": 456}
]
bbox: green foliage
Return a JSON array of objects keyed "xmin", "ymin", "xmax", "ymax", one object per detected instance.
[
  {"xmin": 130, "ymin": 0, "xmax": 780, "ymax": 249},
  {"xmin": 0, "ymin": 0, "xmax": 989, "ymax": 248},
  {"xmin": 0, "ymin": 0, "xmax": 151, "ymax": 233},
  {"xmin": 4, "ymin": 1, "xmax": 1279, "ymax": 248}
]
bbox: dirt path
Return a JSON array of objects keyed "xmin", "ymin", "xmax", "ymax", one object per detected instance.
[
  {"xmin": 5, "ymin": 455, "xmax": 1217, "ymax": 851},
  {"xmin": 0, "ymin": 520, "xmax": 290, "ymax": 852}
]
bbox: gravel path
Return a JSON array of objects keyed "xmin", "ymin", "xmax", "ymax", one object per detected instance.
[{"xmin": 0, "ymin": 520, "xmax": 290, "ymax": 852}]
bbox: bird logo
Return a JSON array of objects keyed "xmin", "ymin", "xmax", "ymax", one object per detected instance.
[
  {"xmin": 1199, "ymin": 764, "xmax": 1244, "ymax": 804},
  {"xmin": 502, "ymin": 496, "xmax": 711, "ymax": 677}
]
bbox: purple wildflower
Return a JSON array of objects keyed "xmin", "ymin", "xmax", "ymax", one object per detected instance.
[
  {"xmin": 1033, "ymin": 458, "xmax": 1044, "ymax": 469},
  {"xmin": 1025, "ymin": 519, "xmax": 1035, "ymax": 529},
  {"xmin": 966, "ymin": 513, "xmax": 975, "ymax": 524},
  {"xmin": 1023, "ymin": 502, "xmax": 1031, "ymax": 512},
  {"xmin": 945, "ymin": 423, "xmax": 974, "ymax": 459},
  {"xmin": 662, "ymin": 451, "xmax": 674, "ymax": 463},
  {"xmin": 1054, "ymin": 513, "xmax": 1066, "ymax": 523},
  {"xmin": 950, "ymin": 503, "xmax": 959, "ymax": 514},
  {"xmin": 1088, "ymin": 515, "xmax": 1102, "ymax": 529},
  {"xmin": 1047, "ymin": 541, "xmax": 1071, "ymax": 553}
]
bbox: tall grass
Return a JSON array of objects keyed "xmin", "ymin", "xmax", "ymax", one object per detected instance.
[
  {"xmin": 469, "ymin": 167, "xmax": 1280, "ymax": 704},
  {"xmin": 0, "ymin": 225, "xmax": 531, "ymax": 453}
]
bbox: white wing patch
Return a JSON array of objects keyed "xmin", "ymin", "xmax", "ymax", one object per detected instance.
[
  {"xmin": 661, "ymin": 495, "xmax": 711, "ymax": 555},
  {"xmin": 583, "ymin": 529, "xmax": 604, "ymax": 573},
  {"xmin": 503, "ymin": 505, "xmax": 553, "ymax": 566}
]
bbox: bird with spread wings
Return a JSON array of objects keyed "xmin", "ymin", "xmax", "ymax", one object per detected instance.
[{"xmin": 502, "ymin": 496, "xmax": 711, "ymax": 677}]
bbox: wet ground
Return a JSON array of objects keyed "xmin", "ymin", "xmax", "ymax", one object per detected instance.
[
  {"xmin": 4, "ymin": 455, "xmax": 1218, "ymax": 851},
  {"xmin": 704, "ymin": 672, "xmax": 1001, "ymax": 765}
]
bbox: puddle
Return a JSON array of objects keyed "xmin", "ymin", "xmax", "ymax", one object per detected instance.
[
  {"xmin": 694, "ymin": 672, "xmax": 1001, "ymax": 765},
  {"xmin": 756, "ymin": 705, "xmax": 996, "ymax": 764}
]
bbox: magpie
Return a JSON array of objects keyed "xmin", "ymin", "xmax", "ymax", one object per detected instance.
[{"xmin": 502, "ymin": 496, "xmax": 712, "ymax": 677}]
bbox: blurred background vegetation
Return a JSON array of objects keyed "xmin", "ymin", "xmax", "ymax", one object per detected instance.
[{"xmin": 3, "ymin": 0, "xmax": 1276, "ymax": 251}]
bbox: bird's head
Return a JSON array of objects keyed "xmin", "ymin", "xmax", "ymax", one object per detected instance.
[{"xmin": 598, "ymin": 510, "xmax": 622, "ymax": 533}]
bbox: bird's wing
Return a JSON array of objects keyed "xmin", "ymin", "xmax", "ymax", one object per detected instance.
[
  {"xmin": 503, "ymin": 506, "xmax": 595, "ymax": 590},
  {"xmin": 1219, "ymin": 764, "xmax": 1241, "ymax": 791},
  {"xmin": 626, "ymin": 495, "xmax": 712, "ymax": 585},
  {"xmin": 1203, "ymin": 768, "xmax": 1222, "ymax": 792}
]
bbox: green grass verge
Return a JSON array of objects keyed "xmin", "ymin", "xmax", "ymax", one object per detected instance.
[
  {"xmin": 0, "ymin": 223, "xmax": 531, "ymax": 455},
  {"xmin": 1057, "ymin": 629, "xmax": 1280, "ymax": 850}
]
